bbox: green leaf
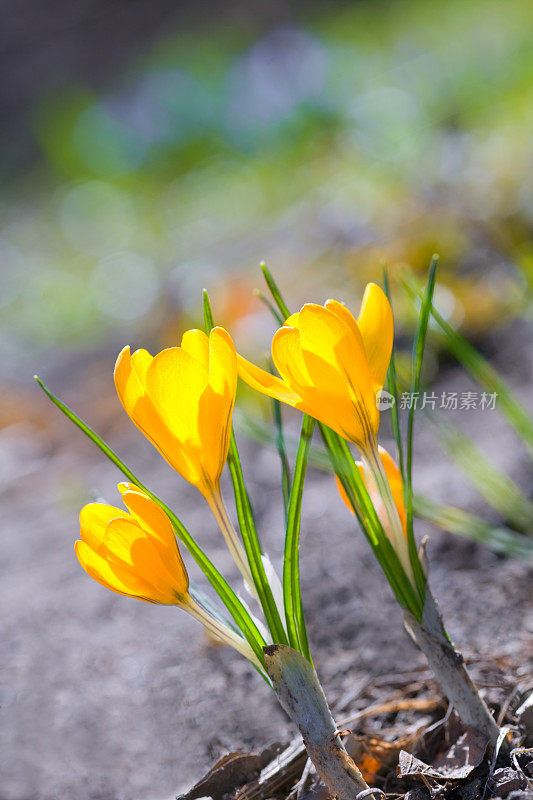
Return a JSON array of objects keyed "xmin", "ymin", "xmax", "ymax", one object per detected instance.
[
  {"xmin": 383, "ymin": 267, "xmax": 405, "ymax": 483},
  {"xmin": 405, "ymin": 256, "xmax": 438, "ymax": 602},
  {"xmin": 414, "ymin": 494, "xmax": 533, "ymax": 562},
  {"xmin": 203, "ymin": 288, "xmax": 215, "ymax": 330},
  {"xmin": 270, "ymin": 364, "xmax": 292, "ymax": 525},
  {"xmin": 227, "ymin": 433, "xmax": 289, "ymax": 645},
  {"xmin": 256, "ymin": 281, "xmax": 292, "ymax": 525},
  {"xmin": 34, "ymin": 376, "xmax": 268, "ymax": 666},
  {"xmin": 403, "ymin": 274, "xmax": 533, "ymax": 454},
  {"xmin": 238, "ymin": 411, "xmax": 331, "ymax": 471},
  {"xmin": 261, "ymin": 262, "xmax": 290, "ymax": 320},
  {"xmin": 319, "ymin": 423, "xmax": 424, "ymax": 620},
  {"xmin": 283, "ymin": 415, "xmax": 314, "ymax": 661},
  {"xmin": 254, "ymin": 289, "xmax": 285, "ymax": 327}
]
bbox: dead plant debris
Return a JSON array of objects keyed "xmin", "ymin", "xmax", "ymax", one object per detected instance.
[{"xmin": 179, "ymin": 655, "xmax": 533, "ymax": 800}]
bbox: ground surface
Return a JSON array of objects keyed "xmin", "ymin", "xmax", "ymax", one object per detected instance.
[{"xmin": 1, "ymin": 334, "xmax": 532, "ymax": 800}]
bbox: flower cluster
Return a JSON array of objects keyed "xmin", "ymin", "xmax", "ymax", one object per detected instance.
[
  {"xmin": 40, "ymin": 266, "xmax": 501, "ymax": 756},
  {"xmin": 75, "ymin": 280, "xmax": 410, "ymax": 662}
]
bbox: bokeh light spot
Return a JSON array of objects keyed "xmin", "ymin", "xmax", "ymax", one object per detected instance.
[
  {"xmin": 59, "ymin": 181, "xmax": 136, "ymax": 257},
  {"xmin": 91, "ymin": 251, "xmax": 159, "ymax": 321}
]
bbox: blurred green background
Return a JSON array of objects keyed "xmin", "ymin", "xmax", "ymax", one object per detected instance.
[{"xmin": 1, "ymin": 0, "xmax": 533, "ymax": 396}]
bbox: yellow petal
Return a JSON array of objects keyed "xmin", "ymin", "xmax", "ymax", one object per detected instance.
[
  {"xmin": 324, "ymin": 299, "xmax": 361, "ymax": 342},
  {"xmin": 237, "ymin": 353, "xmax": 302, "ymax": 406},
  {"xmin": 297, "ymin": 303, "xmax": 348, "ymax": 354},
  {"xmin": 208, "ymin": 327, "xmax": 237, "ymax": 399},
  {"xmin": 271, "ymin": 325, "xmax": 313, "ymax": 393},
  {"xmin": 79, "ymin": 503, "xmax": 123, "ymax": 553},
  {"xmin": 117, "ymin": 481, "xmax": 138, "ymax": 495},
  {"xmin": 104, "ymin": 517, "xmax": 186, "ymax": 602},
  {"xmin": 336, "ymin": 462, "xmax": 378, "ymax": 518},
  {"xmin": 284, "ymin": 311, "xmax": 300, "ymax": 327},
  {"xmin": 130, "ymin": 348, "xmax": 153, "ymax": 384},
  {"xmin": 114, "ymin": 346, "xmax": 154, "ymax": 416},
  {"xmin": 181, "ymin": 329, "xmax": 210, "ymax": 369},
  {"xmin": 297, "ymin": 305, "xmax": 353, "ymax": 400},
  {"xmin": 145, "ymin": 347, "xmax": 207, "ymax": 442},
  {"xmin": 299, "ymin": 303, "xmax": 370, "ymax": 393},
  {"xmin": 196, "ymin": 330, "xmax": 237, "ymax": 490},
  {"xmin": 134, "ymin": 395, "xmax": 200, "ymax": 484},
  {"xmin": 114, "ymin": 346, "xmax": 142, "ymax": 417},
  {"xmin": 201, "ymin": 330, "xmax": 238, "ymax": 487},
  {"xmin": 115, "ymin": 346, "xmax": 197, "ymax": 479},
  {"xmin": 297, "ymin": 304, "xmax": 377, "ymax": 442},
  {"xmin": 121, "ymin": 489, "xmax": 184, "ymax": 558},
  {"xmin": 335, "ymin": 449, "xmax": 406, "ymax": 537},
  {"xmin": 75, "ymin": 540, "xmax": 158, "ymax": 602},
  {"xmin": 356, "ymin": 283, "xmax": 393, "ymax": 389}
]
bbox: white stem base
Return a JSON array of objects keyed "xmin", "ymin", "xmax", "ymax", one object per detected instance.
[
  {"xmin": 264, "ymin": 644, "xmax": 376, "ymax": 800},
  {"xmin": 404, "ymin": 588, "xmax": 500, "ymax": 746}
]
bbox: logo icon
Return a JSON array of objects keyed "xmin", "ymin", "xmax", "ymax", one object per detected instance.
[{"xmin": 376, "ymin": 389, "xmax": 395, "ymax": 411}]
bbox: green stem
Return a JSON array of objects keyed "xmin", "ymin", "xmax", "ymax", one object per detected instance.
[
  {"xmin": 360, "ymin": 439, "xmax": 415, "ymax": 587},
  {"xmin": 283, "ymin": 414, "xmax": 314, "ymax": 661},
  {"xmin": 272, "ymin": 395, "xmax": 292, "ymax": 525},
  {"xmin": 185, "ymin": 592, "xmax": 264, "ymax": 671},
  {"xmin": 206, "ymin": 487, "xmax": 256, "ymax": 593}
]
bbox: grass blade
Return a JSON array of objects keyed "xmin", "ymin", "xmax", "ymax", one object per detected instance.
[
  {"xmin": 254, "ymin": 289, "xmax": 285, "ymax": 327},
  {"xmin": 429, "ymin": 414, "xmax": 533, "ymax": 534},
  {"xmin": 403, "ymin": 274, "xmax": 533, "ymax": 454},
  {"xmin": 383, "ymin": 267, "xmax": 405, "ymax": 482},
  {"xmin": 203, "ymin": 287, "xmax": 215, "ymax": 330},
  {"xmin": 34, "ymin": 376, "xmax": 268, "ymax": 667},
  {"xmin": 227, "ymin": 433, "xmax": 289, "ymax": 645},
  {"xmin": 35, "ymin": 375, "xmax": 141, "ymax": 485},
  {"xmin": 261, "ymin": 262, "xmax": 290, "ymax": 320},
  {"xmin": 405, "ymin": 256, "xmax": 438, "ymax": 601},
  {"xmin": 283, "ymin": 415, "xmax": 314, "ymax": 661},
  {"xmin": 414, "ymin": 494, "xmax": 533, "ymax": 562},
  {"xmin": 258, "ymin": 275, "xmax": 292, "ymax": 523},
  {"xmin": 271, "ymin": 372, "xmax": 292, "ymax": 524}
]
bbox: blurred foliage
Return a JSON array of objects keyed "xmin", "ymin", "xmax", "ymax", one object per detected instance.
[{"xmin": 2, "ymin": 0, "xmax": 533, "ymax": 366}]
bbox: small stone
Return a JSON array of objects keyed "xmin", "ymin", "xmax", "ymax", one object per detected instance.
[{"xmin": 491, "ymin": 767, "xmax": 527, "ymax": 798}]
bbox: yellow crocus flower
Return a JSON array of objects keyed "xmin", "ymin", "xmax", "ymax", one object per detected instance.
[
  {"xmin": 76, "ymin": 483, "xmax": 190, "ymax": 605},
  {"xmin": 114, "ymin": 327, "xmax": 254, "ymax": 587},
  {"xmin": 114, "ymin": 326, "xmax": 237, "ymax": 500},
  {"xmin": 336, "ymin": 447, "xmax": 412, "ymax": 582},
  {"xmin": 237, "ymin": 284, "xmax": 393, "ymax": 450},
  {"xmin": 76, "ymin": 484, "xmax": 261, "ymax": 666}
]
